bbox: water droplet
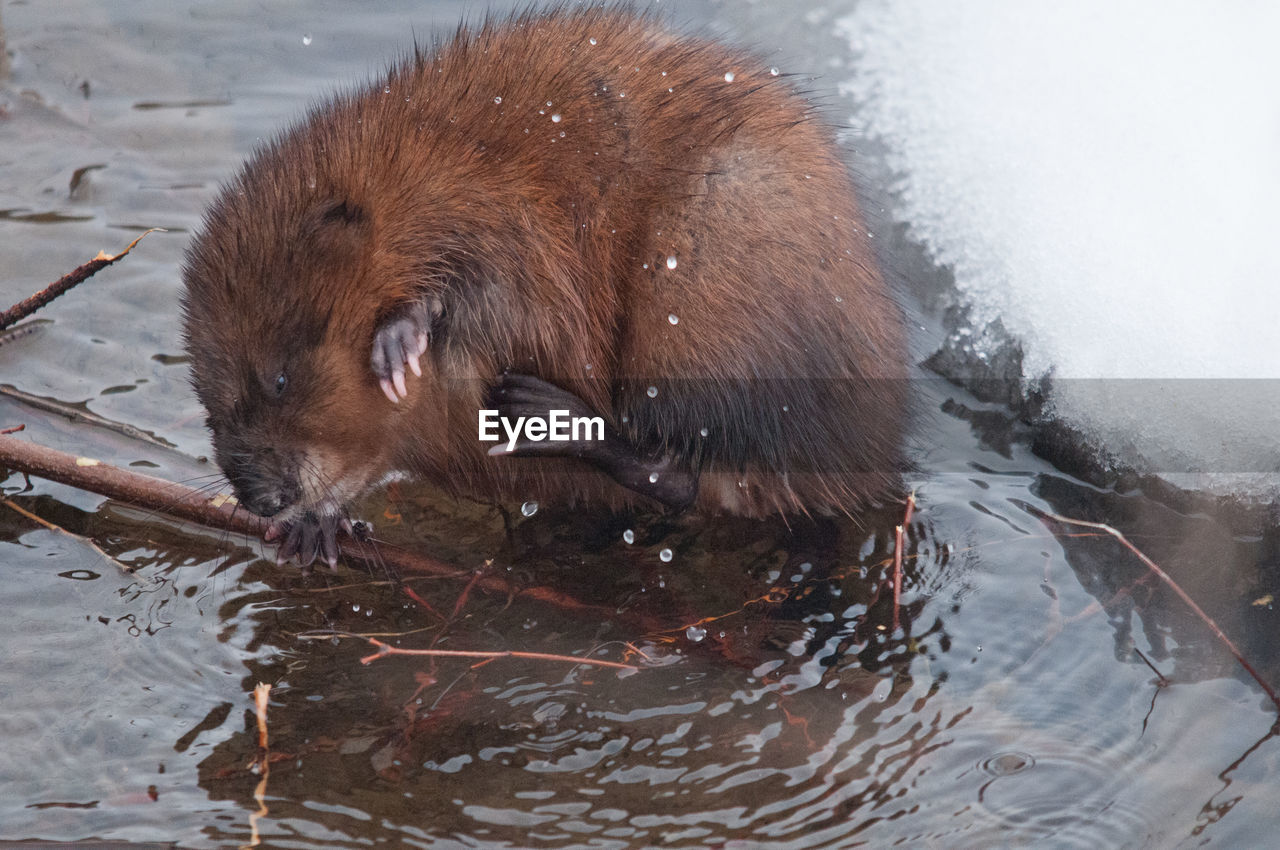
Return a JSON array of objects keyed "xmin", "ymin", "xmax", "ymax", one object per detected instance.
[
  {"xmin": 667, "ymin": 87, "xmax": 674, "ymax": 93},
  {"xmin": 699, "ymin": 427, "xmax": 709, "ymax": 437},
  {"xmin": 551, "ymin": 113, "xmax": 561, "ymax": 122},
  {"xmin": 493, "ymin": 96, "xmax": 503, "ymax": 104},
  {"xmin": 621, "ymin": 413, "xmax": 629, "ymax": 423},
  {"xmin": 642, "ymin": 263, "xmax": 649, "ymax": 269},
  {"xmin": 302, "ymin": 33, "xmax": 313, "ymax": 46},
  {"xmin": 546, "ymin": 101, "xmax": 553, "ymax": 107},
  {"xmin": 666, "ymin": 255, "xmax": 678, "ymax": 270},
  {"xmin": 649, "ymin": 472, "xmax": 659, "ymax": 484},
  {"xmin": 618, "ymin": 92, "xmax": 626, "ymax": 98},
  {"xmin": 623, "ymin": 529, "xmax": 635, "ymax": 544},
  {"xmin": 782, "ymin": 405, "xmax": 789, "ymax": 412},
  {"xmin": 647, "ymin": 386, "xmax": 658, "ymax": 398},
  {"xmin": 384, "ymin": 86, "xmax": 391, "ymax": 94},
  {"xmin": 769, "ymin": 66, "xmax": 779, "ymax": 76},
  {"xmin": 521, "ymin": 501, "xmax": 539, "ymax": 517},
  {"xmin": 661, "ymin": 70, "xmax": 668, "ymax": 77},
  {"xmin": 306, "ymin": 175, "xmax": 316, "ymax": 189},
  {"xmin": 686, "ymin": 625, "xmax": 707, "ymax": 642},
  {"xmin": 589, "ymin": 37, "xmax": 598, "ymax": 46},
  {"xmin": 659, "ymin": 548, "xmax": 673, "ymax": 563},
  {"xmin": 668, "ymin": 313, "xmax": 679, "ymax": 325},
  {"xmin": 724, "ymin": 71, "xmax": 736, "ymax": 82},
  {"xmin": 559, "ymin": 131, "xmax": 566, "ymax": 138},
  {"xmin": 835, "ymin": 295, "xmax": 844, "ymax": 303}
]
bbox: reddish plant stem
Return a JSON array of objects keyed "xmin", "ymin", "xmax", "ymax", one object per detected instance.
[{"xmin": 1042, "ymin": 510, "xmax": 1279, "ymax": 711}]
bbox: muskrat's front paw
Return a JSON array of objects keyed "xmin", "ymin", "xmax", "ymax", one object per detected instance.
[
  {"xmin": 265, "ymin": 511, "xmax": 352, "ymax": 570},
  {"xmin": 370, "ymin": 296, "xmax": 442, "ymax": 403}
]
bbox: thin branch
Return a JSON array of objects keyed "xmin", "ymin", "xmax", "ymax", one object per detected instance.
[
  {"xmin": 1040, "ymin": 510, "xmax": 1279, "ymax": 711},
  {"xmin": 245, "ymin": 682, "xmax": 272, "ymax": 848},
  {"xmin": 0, "ymin": 229, "xmax": 164, "ymax": 330},
  {"xmin": 2, "ymin": 497, "xmax": 133, "ymax": 573},
  {"xmin": 891, "ymin": 492, "xmax": 915, "ymax": 633},
  {"xmin": 355, "ymin": 636, "xmax": 638, "ymax": 671},
  {"xmin": 0, "ymin": 432, "xmax": 641, "ymax": 624},
  {"xmin": 0, "ymin": 385, "xmax": 178, "ymax": 450}
]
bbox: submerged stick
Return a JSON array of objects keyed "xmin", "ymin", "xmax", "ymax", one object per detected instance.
[
  {"xmin": 1041, "ymin": 510, "xmax": 1279, "ymax": 711},
  {"xmin": 0, "ymin": 229, "xmax": 163, "ymax": 331},
  {"xmin": 0, "ymin": 432, "xmax": 627, "ymax": 620},
  {"xmin": 355, "ymin": 637, "xmax": 637, "ymax": 671},
  {"xmin": 246, "ymin": 682, "xmax": 272, "ymax": 847},
  {"xmin": 891, "ymin": 492, "xmax": 915, "ymax": 634}
]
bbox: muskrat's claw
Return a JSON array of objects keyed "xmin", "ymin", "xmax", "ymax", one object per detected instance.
[
  {"xmin": 271, "ymin": 512, "xmax": 348, "ymax": 572},
  {"xmin": 370, "ymin": 296, "xmax": 440, "ymax": 403}
]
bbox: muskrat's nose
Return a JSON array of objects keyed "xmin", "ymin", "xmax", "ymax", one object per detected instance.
[
  {"xmin": 222, "ymin": 447, "xmax": 301, "ymax": 518},
  {"xmin": 245, "ymin": 489, "xmax": 285, "ymax": 517}
]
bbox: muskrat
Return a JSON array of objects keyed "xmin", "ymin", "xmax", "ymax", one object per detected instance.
[{"xmin": 181, "ymin": 7, "xmax": 907, "ymax": 568}]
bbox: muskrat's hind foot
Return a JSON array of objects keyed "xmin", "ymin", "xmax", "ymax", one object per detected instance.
[
  {"xmin": 488, "ymin": 372, "xmax": 698, "ymax": 510},
  {"xmin": 266, "ymin": 511, "xmax": 352, "ymax": 571},
  {"xmin": 370, "ymin": 296, "xmax": 442, "ymax": 403}
]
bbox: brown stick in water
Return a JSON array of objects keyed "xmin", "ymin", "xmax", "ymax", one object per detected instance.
[
  {"xmin": 0, "ymin": 229, "xmax": 163, "ymax": 331},
  {"xmin": 1039, "ymin": 509, "xmax": 1279, "ymax": 712},
  {"xmin": 0, "ymin": 431, "xmax": 620, "ymax": 622}
]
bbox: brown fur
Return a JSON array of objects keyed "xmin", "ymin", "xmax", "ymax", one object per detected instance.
[{"xmin": 181, "ymin": 7, "xmax": 906, "ymax": 525}]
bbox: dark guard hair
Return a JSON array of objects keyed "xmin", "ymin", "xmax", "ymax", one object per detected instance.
[{"xmin": 181, "ymin": 6, "xmax": 907, "ymax": 565}]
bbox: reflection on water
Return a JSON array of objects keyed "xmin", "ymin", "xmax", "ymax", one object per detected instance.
[{"xmin": 0, "ymin": 1, "xmax": 1277, "ymax": 847}]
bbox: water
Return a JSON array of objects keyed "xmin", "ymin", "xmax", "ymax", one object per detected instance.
[{"xmin": 1, "ymin": 1, "xmax": 1277, "ymax": 847}]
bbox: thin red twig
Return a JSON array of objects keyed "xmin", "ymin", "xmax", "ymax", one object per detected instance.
[{"xmin": 1042, "ymin": 510, "xmax": 1279, "ymax": 711}]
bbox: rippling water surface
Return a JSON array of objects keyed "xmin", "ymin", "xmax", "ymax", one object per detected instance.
[{"xmin": 1, "ymin": 2, "xmax": 1276, "ymax": 847}]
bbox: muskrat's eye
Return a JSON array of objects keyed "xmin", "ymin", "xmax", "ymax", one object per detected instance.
[{"xmin": 274, "ymin": 372, "xmax": 287, "ymax": 396}]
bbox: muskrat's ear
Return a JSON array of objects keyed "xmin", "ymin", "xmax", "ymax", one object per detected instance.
[
  {"xmin": 318, "ymin": 200, "xmax": 367, "ymax": 227},
  {"xmin": 305, "ymin": 199, "xmax": 372, "ymax": 261}
]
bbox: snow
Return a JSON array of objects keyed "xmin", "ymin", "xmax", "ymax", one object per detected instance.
[{"xmin": 838, "ymin": 1, "xmax": 1280, "ymax": 492}]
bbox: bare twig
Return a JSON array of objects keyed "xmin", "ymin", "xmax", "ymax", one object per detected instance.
[
  {"xmin": 0, "ymin": 385, "xmax": 177, "ymax": 450},
  {"xmin": 355, "ymin": 636, "xmax": 638, "ymax": 671},
  {"xmin": 0, "ymin": 229, "xmax": 163, "ymax": 330},
  {"xmin": 2, "ymin": 498, "xmax": 132, "ymax": 573},
  {"xmin": 891, "ymin": 491, "xmax": 915, "ymax": 633},
  {"xmin": 1040, "ymin": 510, "xmax": 1279, "ymax": 711},
  {"xmin": 0, "ymin": 432, "xmax": 639, "ymax": 623},
  {"xmin": 244, "ymin": 682, "xmax": 272, "ymax": 849}
]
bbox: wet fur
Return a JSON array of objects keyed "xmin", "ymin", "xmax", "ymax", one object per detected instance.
[{"xmin": 181, "ymin": 7, "xmax": 907, "ymax": 528}]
